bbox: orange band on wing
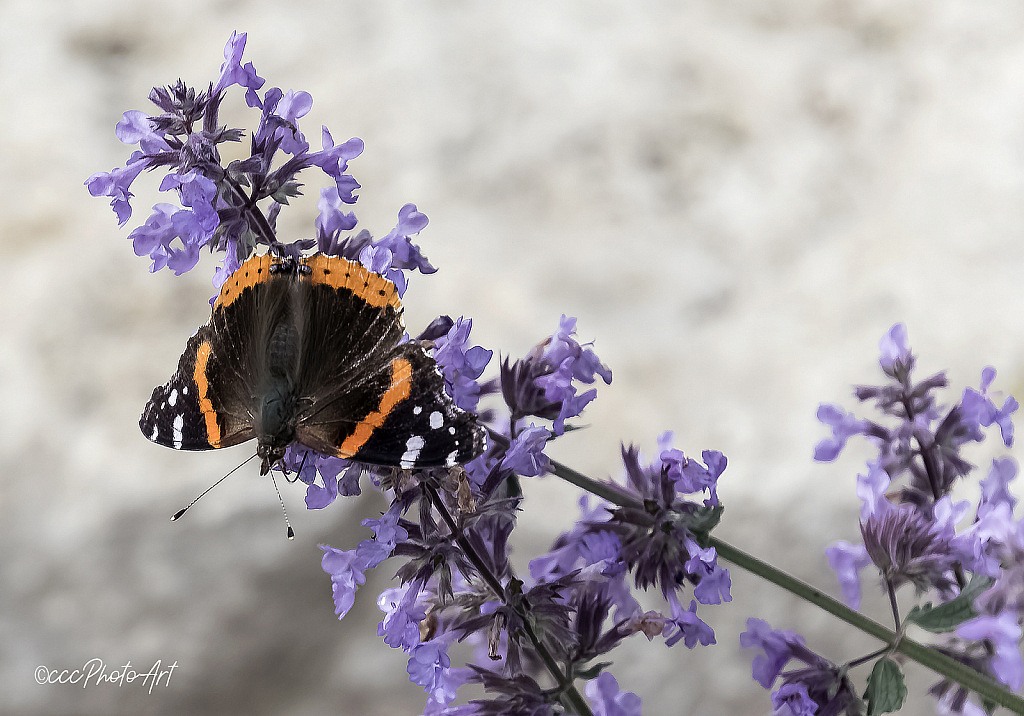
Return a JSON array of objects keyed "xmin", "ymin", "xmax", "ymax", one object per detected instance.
[
  {"xmin": 304, "ymin": 254, "xmax": 401, "ymax": 310},
  {"xmin": 214, "ymin": 254, "xmax": 276, "ymax": 309},
  {"xmin": 193, "ymin": 339, "xmax": 222, "ymax": 447},
  {"xmin": 338, "ymin": 357, "xmax": 412, "ymax": 456}
]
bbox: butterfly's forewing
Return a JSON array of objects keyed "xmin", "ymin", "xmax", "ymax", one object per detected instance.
[{"xmin": 139, "ymin": 254, "xmax": 283, "ymax": 451}]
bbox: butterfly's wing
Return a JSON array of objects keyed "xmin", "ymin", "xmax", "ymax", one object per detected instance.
[
  {"xmin": 139, "ymin": 254, "xmax": 282, "ymax": 451},
  {"xmin": 296, "ymin": 342, "xmax": 486, "ymax": 468},
  {"xmin": 292, "ymin": 255, "xmax": 485, "ymax": 467}
]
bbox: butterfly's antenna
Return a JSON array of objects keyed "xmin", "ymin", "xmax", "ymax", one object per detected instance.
[
  {"xmin": 269, "ymin": 470, "xmax": 295, "ymax": 540},
  {"xmin": 171, "ymin": 452, "xmax": 259, "ymax": 522}
]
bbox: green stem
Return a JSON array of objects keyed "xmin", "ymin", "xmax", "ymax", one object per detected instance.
[{"xmin": 538, "ymin": 452, "xmax": 1024, "ymax": 715}]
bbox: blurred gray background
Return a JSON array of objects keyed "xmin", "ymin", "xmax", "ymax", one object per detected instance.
[{"xmin": 3, "ymin": 1, "xmax": 1024, "ymax": 714}]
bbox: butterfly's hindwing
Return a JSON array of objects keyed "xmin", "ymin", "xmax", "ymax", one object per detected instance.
[
  {"xmin": 296, "ymin": 342, "xmax": 485, "ymax": 468},
  {"xmin": 140, "ymin": 325, "xmax": 239, "ymax": 450}
]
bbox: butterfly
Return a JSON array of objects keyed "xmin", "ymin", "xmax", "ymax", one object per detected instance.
[{"xmin": 140, "ymin": 252, "xmax": 485, "ymax": 476}]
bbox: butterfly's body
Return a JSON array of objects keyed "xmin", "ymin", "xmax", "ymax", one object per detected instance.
[{"xmin": 141, "ymin": 253, "xmax": 485, "ymax": 474}]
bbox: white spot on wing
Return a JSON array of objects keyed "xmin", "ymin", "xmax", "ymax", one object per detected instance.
[
  {"xmin": 172, "ymin": 414, "xmax": 184, "ymax": 450},
  {"xmin": 168, "ymin": 389, "xmax": 178, "ymax": 406},
  {"xmin": 449, "ymin": 426, "xmax": 455, "ymax": 435},
  {"xmin": 445, "ymin": 449, "xmax": 458, "ymax": 466},
  {"xmin": 150, "ymin": 424, "xmax": 159, "ymax": 441},
  {"xmin": 429, "ymin": 411, "xmax": 443, "ymax": 430},
  {"xmin": 413, "ymin": 406, "xmax": 422, "ymax": 415},
  {"xmin": 400, "ymin": 435, "xmax": 425, "ymax": 468}
]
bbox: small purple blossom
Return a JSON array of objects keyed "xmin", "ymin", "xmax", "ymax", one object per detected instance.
[
  {"xmin": 407, "ymin": 636, "xmax": 465, "ymax": 705},
  {"xmin": 309, "ymin": 126, "xmax": 364, "ymax": 203},
  {"xmin": 813, "ymin": 404, "xmax": 868, "ymax": 462},
  {"xmin": 978, "ymin": 458, "xmax": 1019, "ymax": 518},
  {"xmin": 501, "ymin": 315, "xmax": 611, "ymax": 436},
  {"xmin": 661, "ymin": 596, "xmax": 716, "ymax": 648},
  {"xmin": 378, "ymin": 584, "xmax": 427, "ymax": 651},
  {"xmin": 741, "ymin": 618, "xmax": 811, "ymax": 689},
  {"xmin": 771, "ymin": 682, "xmax": 818, "ymax": 716},
  {"xmin": 212, "ymin": 31, "xmax": 265, "ymax": 106},
  {"xmin": 314, "ymin": 186, "xmax": 359, "ymax": 251},
  {"xmin": 879, "ymin": 323, "xmax": 912, "ymax": 375},
  {"xmin": 660, "ymin": 447, "xmax": 725, "ymax": 506},
  {"xmin": 320, "ymin": 545, "xmax": 369, "ymax": 619},
  {"xmin": 961, "ymin": 367, "xmax": 1018, "ymax": 448},
  {"xmin": 584, "ymin": 672, "xmax": 642, "ymax": 716},
  {"xmin": 85, "ymin": 153, "xmax": 149, "ymax": 225},
  {"xmin": 359, "ymin": 243, "xmax": 406, "ymax": 296},
  {"xmin": 357, "ymin": 503, "xmax": 409, "ymax": 568},
  {"xmin": 432, "ymin": 317, "xmax": 493, "ymax": 412},
  {"xmin": 825, "ymin": 541, "xmax": 870, "ymax": 609},
  {"xmin": 376, "ymin": 203, "xmax": 436, "ymax": 274},
  {"xmin": 276, "ymin": 445, "xmax": 365, "ymax": 508},
  {"xmin": 501, "ymin": 424, "xmax": 551, "ymax": 477},
  {"xmin": 957, "ymin": 612, "xmax": 1024, "ymax": 690}
]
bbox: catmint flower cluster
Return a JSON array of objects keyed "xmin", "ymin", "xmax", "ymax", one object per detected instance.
[
  {"xmin": 90, "ymin": 32, "xmax": 740, "ymax": 715},
  {"xmin": 741, "ymin": 324, "xmax": 1023, "ymax": 716}
]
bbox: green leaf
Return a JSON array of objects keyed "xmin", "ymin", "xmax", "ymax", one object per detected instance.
[
  {"xmin": 906, "ymin": 575, "xmax": 994, "ymax": 633},
  {"xmin": 865, "ymin": 658, "xmax": 907, "ymax": 716}
]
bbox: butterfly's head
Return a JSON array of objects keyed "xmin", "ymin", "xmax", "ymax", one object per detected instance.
[{"xmin": 257, "ymin": 442, "xmax": 288, "ymax": 476}]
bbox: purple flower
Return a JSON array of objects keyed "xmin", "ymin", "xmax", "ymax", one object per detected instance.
[
  {"xmin": 978, "ymin": 458, "xmax": 1019, "ymax": 517},
  {"xmin": 961, "ymin": 367, "xmax": 1018, "ymax": 448},
  {"xmin": 879, "ymin": 323, "xmax": 912, "ymax": 375},
  {"xmin": 128, "ymin": 204, "xmax": 178, "ymax": 272},
  {"xmin": 212, "ymin": 31, "xmax": 265, "ymax": 106},
  {"xmin": 501, "ymin": 424, "xmax": 551, "ymax": 477},
  {"xmin": 276, "ymin": 445, "xmax": 364, "ymax": 508},
  {"xmin": 378, "ymin": 584, "xmax": 427, "ymax": 651},
  {"xmin": 85, "ymin": 153, "xmax": 149, "ymax": 225},
  {"xmin": 432, "ymin": 317, "xmax": 493, "ymax": 412},
  {"xmin": 501, "ymin": 316, "xmax": 611, "ymax": 436},
  {"xmin": 320, "ymin": 545, "xmax": 369, "ymax": 619},
  {"xmin": 309, "ymin": 126, "xmax": 364, "ymax": 203},
  {"xmin": 855, "ymin": 461, "xmax": 891, "ymax": 521},
  {"xmin": 957, "ymin": 612, "xmax": 1024, "ymax": 690},
  {"xmin": 359, "ymin": 243, "xmax": 406, "ymax": 296},
  {"xmin": 375, "ymin": 203, "xmax": 437, "ymax": 274},
  {"xmin": 407, "ymin": 636, "xmax": 466, "ymax": 705},
  {"xmin": 584, "ymin": 672, "xmax": 642, "ymax": 716},
  {"xmin": 685, "ymin": 539, "xmax": 731, "ymax": 605},
  {"xmin": 813, "ymin": 404, "xmax": 868, "ymax": 462},
  {"xmin": 741, "ymin": 619, "xmax": 860, "ymax": 715},
  {"xmin": 825, "ymin": 541, "xmax": 870, "ymax": 609},
  {"xmin": 272, "ymin": 89, "xmax": 313, "ymax": 155},
  {"xmin": 115, "ymin": 111, "xmax": 171, "ymax": 152},
  {"xmin": 661, "ymin": 596, "xmax": 716, "ymax": 648},
  {"xmin": 771, "ymin": 682, "xmax": 818, "ymax": 716},
  {"xmin": 314, "ymin": 186, "xmax": 359, "ymax": 251},
  {"xmin": 356, "ymin": 503, "xmax": 408, "ymax": 568},
  {"xmin": 860, "ymin": 501, "xmax": 962, "ymax": 594},
  {"xmin": 740, "ymin": 618, "xmax": 809, "ymax": 689},
  {"xmin": 660, "ymin": 447, "xmax": 725, "ymax": 506}
]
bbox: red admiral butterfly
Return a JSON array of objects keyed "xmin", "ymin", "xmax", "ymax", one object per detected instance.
[{"xmin": 140, "ymin": 252, "xmax": 485, "ymax": 475}]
